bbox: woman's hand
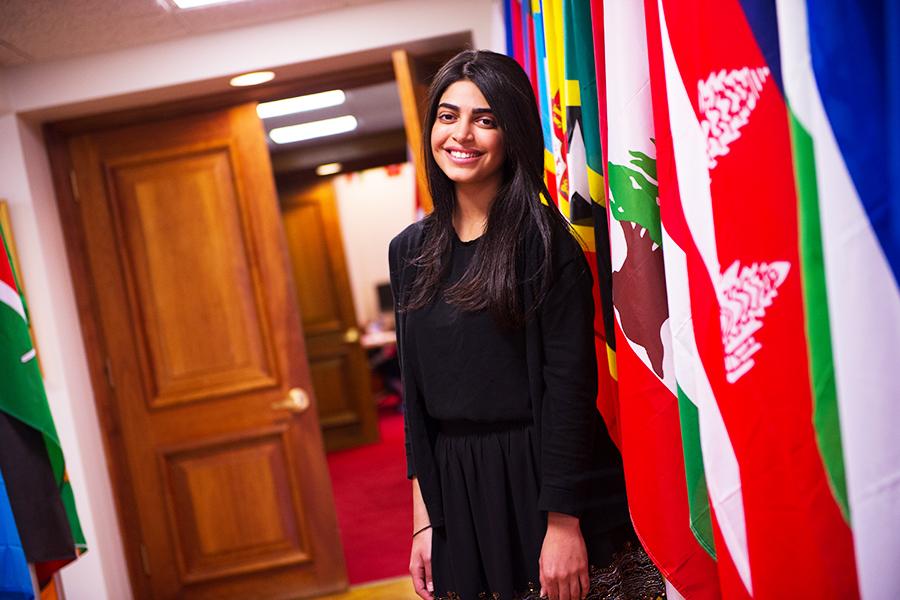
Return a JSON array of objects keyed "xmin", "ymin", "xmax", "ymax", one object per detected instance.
[
  {"xmin": 409, "ymin": 526, "xmax": 434, "ymax": 599},
  {"xmin": 410, "ymin": 478, "xmax": 434, "ymax": 599},
  {"xmin": 539, "ymin": 512, "xmax": 589, "ymax": 600}
]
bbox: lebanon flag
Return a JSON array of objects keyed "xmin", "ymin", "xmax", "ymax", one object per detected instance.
[
  {"xmin": 0, "ymin": 230, "xmax": 86, "ymax": 585},
  {"xmin": 652, "ymin": 0, "xmax": 858, "ymax": 595},
  {"xmin": 599, "ymin": 0, "xmax": 719, "ymax": 595},
  {"xmin": 776, "ymin": 1, "xmax": 900, "ymax": 596}
]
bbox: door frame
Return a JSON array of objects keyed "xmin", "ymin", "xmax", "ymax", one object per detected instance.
[
  {"xmin": 44, "ymin": 45, "xmax": 463, "ymax": 599},
  {"xmin": 45, "ymin": 63, "xmax": 392, "ymax": 599}
]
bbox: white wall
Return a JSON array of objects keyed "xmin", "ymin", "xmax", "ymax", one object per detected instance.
[
  {"xmin": 333, "ymin": 163, "xmax": 417, "ymax": 326},
  {"xmin": 0, "ymin": 1, "xmax": 504, "ymax": 598},
  {"xmin": 0, "ymin": 115, "xmax": 132, "ymax": 600}
]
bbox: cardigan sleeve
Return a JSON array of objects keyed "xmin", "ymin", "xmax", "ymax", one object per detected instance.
[
  {"xmin": 536, "ymin": 241, "xmax": 600, "ymax": 517},
  {"xmin": 388, "ymin": 236, "xmax": 416, "ymax": 479},
  {"xmin": 388, "ymin": 235, "xmax": 417, "ymax": 479}
]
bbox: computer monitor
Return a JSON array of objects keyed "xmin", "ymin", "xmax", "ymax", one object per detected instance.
[{"xmin": 376, "ymin": 282, "xmax": 394, "ymax": 313}]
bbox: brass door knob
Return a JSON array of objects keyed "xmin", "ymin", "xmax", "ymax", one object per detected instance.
[
  {"xmin": 271, "ymin": 387, "xmax": 310, "ymax": 413},
  {"xmin": 344, "ymin": 327, "xmax": 360, "ymax": 343}
]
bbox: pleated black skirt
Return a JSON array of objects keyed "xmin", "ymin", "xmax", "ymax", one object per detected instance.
[{"xmin": 431, "ymin": 420, "xmax": 543, "ymax": 600}]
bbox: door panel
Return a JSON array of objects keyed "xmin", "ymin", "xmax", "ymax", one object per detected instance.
[
  {"xmin": 65, "ymin": 104, "xmax": 346, "ymax": 599},
  {"xmin": 110, "ymin": 146, "xmax": 277, "ymax": 407},
  {"xmin": 282, "ymin": 201, "xmax": 344, "ymax": 333},
  {"xmin": 159, "ymin": 426, "xmax": 311, "ymax": 583},
  {"xmin": 281, "ymin": 181, "xmax": 379, "ymax": 451},
  {"xmin": 310, "ymin": 351, "xmax": 363, "ymax": 428}
]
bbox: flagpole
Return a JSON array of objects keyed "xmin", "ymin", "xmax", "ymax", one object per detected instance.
[{"xmin": 29, "ymin": 563, "xmax": 40, "ymax": 599}]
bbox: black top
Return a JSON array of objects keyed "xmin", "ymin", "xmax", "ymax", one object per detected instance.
[
  {"xmin": 389, "ymin": 210, "xmax": 629, "ymax": 527},
  {"xmin": 406, "ymin": 232, "xmax": 531, "ymax": 423}
]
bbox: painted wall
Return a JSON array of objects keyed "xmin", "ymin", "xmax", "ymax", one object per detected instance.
[
  {"xmin": 0, "ymin": 1, "xmax": 505, "ymax": 597},
  {"xmin": 333, "ymin": 163, "xmax": 417, "ymax": 327}
]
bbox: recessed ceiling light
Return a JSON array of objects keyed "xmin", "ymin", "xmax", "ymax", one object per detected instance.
[
  {"xmin": 257, "ymin": 90, "xmax": 347, "ymax": 119},
  {"xmin": 316, "ymin": 163, "xmax": 343, "ymax": 176},
  {"xmin": 269, "ymin": 116, "xmax": 359, "ymax": 144},
  {"xmin": 172, "ymin": 0, "xmax": 247, "ymax": 8},
  {"xmin": 229, "ymin": 71, "xmax": 275, "ymax": 87}
]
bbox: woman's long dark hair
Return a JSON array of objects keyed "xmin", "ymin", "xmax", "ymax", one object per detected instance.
[{"xmin": 405, "ymin": 49, "xmax": 571, "ymax": 327}]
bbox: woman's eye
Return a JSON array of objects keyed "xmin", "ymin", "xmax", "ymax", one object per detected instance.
[
  {"xmin": 478, "ymin": 117, "xmax": 496, "ymax": 127},
  {"xmin": 438, "ymin": 113, "xmax": 456, "ymax": 122}
]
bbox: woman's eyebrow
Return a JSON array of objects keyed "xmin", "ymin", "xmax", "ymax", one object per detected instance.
[{"xmin": 438, "ymin": 102, "xmax": 493, "ymax": 115}]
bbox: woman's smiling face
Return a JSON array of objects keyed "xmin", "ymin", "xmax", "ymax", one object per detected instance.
[{"xmin": 430, "ymin": 80, "xmax": 505, "ymax": 190}]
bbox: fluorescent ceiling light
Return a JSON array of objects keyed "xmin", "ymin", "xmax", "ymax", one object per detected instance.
[
  {"xmin": 316, "ymin": 163, "xmax": 343, "ymax": 176},
  {"xmin": 229, "ymin": 71, "xmax": 275, "ymax": 87},
  {"xmin": 172, "ymin": 0, "xmax": 246, "ymax": 8},
  {"xmin": 257, "ymin": 90, "xmax": 347, "ymax": 119},
  {"xmin": 270, "ymin": 116, "xmax": 359, "ymax": 144}
]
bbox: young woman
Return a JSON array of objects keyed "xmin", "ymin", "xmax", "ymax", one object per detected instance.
[{"xmin": 389, "ymin": 50, "xmax": 640, "ymax": 600}]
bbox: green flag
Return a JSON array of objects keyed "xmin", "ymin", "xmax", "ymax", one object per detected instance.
[{"xmin": 0, "ymin": 228, "xmax": 85, "ymax": 581}]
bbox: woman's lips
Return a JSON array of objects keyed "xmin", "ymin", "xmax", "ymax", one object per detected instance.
[{"xmin": 444, "ymin": 148, "xmax": 483, "ymax": 165}]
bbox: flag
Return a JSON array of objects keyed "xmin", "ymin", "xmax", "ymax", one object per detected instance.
[
  {"xmin": 542, "ymin": 0, "xmax": 568, "ymax": 209},
  {"xmin": 559, "ymin": 0, "xmax": 618, "ymax": 441},
  {"xmin": 507, "ymin": 0, "xmax": 536, "ymax": 86},
  {"xmin": 503, "ymin": 0, "xmax": 526, "ymax": 71},
  {"xmin": 775, "ymin": 1, "xmax": 900, "ymax": 596},
  {"xmin": 0, "ymin": 229, "xmax": 85, "ymax": 586},
  {"xmin": 0, "ymin": 468, "xmax": 33, "ymax": 600},
  {"xmin": 523, "ymin": 0, "xmax": 538, "ymax": 98},
  {"xmin": 650, "ymin": 0, "xmax": 859, "ymax": 594},
  {"xmin": 643, "ymin": 2, "xmax": 753, "ymax": 595},
  {"xmin": 599, "ymin": 1, "xmax": 720, "ymax": 596},
  {"xmin": 532, "ymin": 0, "xmax": 558, "ymax": 203}
]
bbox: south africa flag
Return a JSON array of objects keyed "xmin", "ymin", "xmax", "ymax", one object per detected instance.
[{"xmin": 0, "ymin": 229, "xmax": 85, "ymax": 586}]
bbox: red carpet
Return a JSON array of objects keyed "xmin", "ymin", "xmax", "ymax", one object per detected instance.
[{"xmin": 327, "ymin": 409, "xmax": 412, "ymax": 584}]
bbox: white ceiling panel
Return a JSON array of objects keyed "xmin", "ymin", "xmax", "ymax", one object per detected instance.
[{"xmin": 0, "ymin": 0, "xmax": 389, "ymax": 66}]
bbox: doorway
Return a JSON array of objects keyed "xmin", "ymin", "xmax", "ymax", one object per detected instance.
[
  {"xmin": 46, "ymin": 44, "xmax": 459, "ymax": 599},
  {"xmin": 260, "ymin": 62, "xmax": 431, "ymax": 587}
]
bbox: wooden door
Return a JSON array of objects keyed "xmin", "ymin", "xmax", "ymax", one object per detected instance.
[
  {"xmin": 280, "ymin": 181, "xmax": 379, "ymax": 452},
  {"xmin": 63, "ymin": 105, "xmax": 346, "ymax": 599}
]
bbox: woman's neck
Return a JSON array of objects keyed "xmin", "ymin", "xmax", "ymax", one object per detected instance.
[{"xmin": 453, "ymin": 177, "xmax": 500, "ymax": 241}]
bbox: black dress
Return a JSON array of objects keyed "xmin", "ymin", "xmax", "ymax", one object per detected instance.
[
  {"xmin": 406, "ymin": 233, "xmax": 543, "ymax": 598},
  {"xmin": 390, "ymin": 215, "xmax": 634, "ymax": 600}
]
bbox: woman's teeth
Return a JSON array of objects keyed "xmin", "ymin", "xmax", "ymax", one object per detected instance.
[{"xmin": 449, "ymin": 150, "xmax": 480, "ymax": 159}]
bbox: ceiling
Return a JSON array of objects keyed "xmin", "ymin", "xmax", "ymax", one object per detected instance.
[
  {"xmin": 262, "ymin": 80, "xmax": 403, "ymax": 152},
  {"xmin": 0, "ymin": 0, "xmax": 460, "ymax": 181},
  {"xmin": 0, "ymin": 0, "xmax": 388, "ymax": 66},
  {"xmin": 263, "ymin": 79, "xmax": 407, "ymax": 181}
]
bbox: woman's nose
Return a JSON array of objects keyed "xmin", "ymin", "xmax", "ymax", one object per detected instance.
[{"xmin": 452, "ymin": 120, "xmax": 475, "ymax": 142}]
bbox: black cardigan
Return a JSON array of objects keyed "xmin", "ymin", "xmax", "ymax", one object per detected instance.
[{"xmin": 388, "ymin": 214, "xmax": 630, "ymax": 531}]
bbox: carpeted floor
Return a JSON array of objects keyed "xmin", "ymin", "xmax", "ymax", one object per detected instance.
[{"xmin": 326, "ymin": 408, "xmax": 411, "ymax": 584}]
